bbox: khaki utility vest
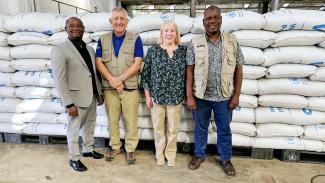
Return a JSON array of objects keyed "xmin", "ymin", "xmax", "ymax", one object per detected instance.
[
  {"xmin": 192, "ymin": 33, "xmax": 237, "ymax": 99},
  {"xmin": 100, "ymin": 32, "xmax": 138, "ymax": 89}
]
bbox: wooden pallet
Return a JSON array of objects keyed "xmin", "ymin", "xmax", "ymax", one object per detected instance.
[{"xmin": 280, "ymin": 149, "xmax": 325, "ymax": 164}]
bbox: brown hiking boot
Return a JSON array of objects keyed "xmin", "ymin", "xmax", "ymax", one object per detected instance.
[
  {"xmin": 126, "ymin": 152, "xmax": 136, "ymax": 164},
  {"xmin": 188, "ymin": 156, "xmax": 205, "ymax": 170},
  {"xmin": 220, "ymin": 160, "xmax": 236, "ymax": 176},
  {"xmin": 105, "ymin": 149, "xmax": 121, "ymax": 161}
]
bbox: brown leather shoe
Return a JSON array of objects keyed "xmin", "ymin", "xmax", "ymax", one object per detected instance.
[
  {"xmin": 220, "ymin": 160, "xmax": 236, "ymax": 176},
  {"xmin": 188, "ymin": 156, "xmax": 205, "ymax": 170},
  {"xmin": 105, "ymin": 149, "xmax": 121, "ymax": 161}
]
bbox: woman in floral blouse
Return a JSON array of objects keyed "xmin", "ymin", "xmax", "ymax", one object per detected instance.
[{"xmin": 141, "ymin": 21, "xmax": 187, "ymax": 166}]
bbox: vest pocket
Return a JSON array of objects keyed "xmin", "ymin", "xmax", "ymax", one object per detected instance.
[{"xmin": 102, "ymin": 50, "xmax": 111, "ymax": 62}]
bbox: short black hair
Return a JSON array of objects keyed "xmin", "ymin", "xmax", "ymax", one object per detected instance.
[
  {"xmin": 204, "ymin": 5, "xmax": 221, "ymax": 17},
  {"xmin": 65, "ymin": 17, "xmax": 84, "ymax": 29}
]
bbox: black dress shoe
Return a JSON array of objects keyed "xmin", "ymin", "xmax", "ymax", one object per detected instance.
[
  {"xmin": 69, "ymin": 160, "xmax": 87, "ymax": 172},
  {"xmin": 82, "ymin": 151, "xmax": 104, "ymax": 159}
]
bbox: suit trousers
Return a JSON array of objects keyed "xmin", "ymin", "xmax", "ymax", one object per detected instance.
[
  {"xmin": 151, "ymin": 102, "xmax": 182, "ymax": 162},
  {"xmin": 103, "ymin": 89, "xmax": 139, "ymax": 152},
  {"xmin": 67, "ymin": 96, "xmax": 96, "ymax": 161}
]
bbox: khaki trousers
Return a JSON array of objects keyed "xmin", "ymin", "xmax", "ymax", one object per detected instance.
[
  {"xmin": 103, "ymin": 89, "xmax": 139, "ymax": 152},
  {"xmin": 151, "ymin": 102, "xmax": 182, "ymax": 162},
  {"xmin": 67, "ymin": 97, "xmax": 96, "ymax": 161}
]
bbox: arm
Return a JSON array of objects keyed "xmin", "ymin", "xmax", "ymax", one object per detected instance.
[
  {"xmin": 51, "ymin": 46, "xmax": 78, "ymax": 116},
  {"xmin": 229, "ymin": 43, "xmax": 244, "ymax": 110},
  {"xmin": 141, "ymin": 47, "xmax": 152, "ymax": 108},
  {"xmin": 185, "ymin": 44, "xmax": 196, "ymax": 110},
  {"xmin": 186, "ymin": 65, "xmax": 196, "ymax": 110}
]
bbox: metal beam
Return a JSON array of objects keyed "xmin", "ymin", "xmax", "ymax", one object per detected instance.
[
  {"xmin": 190, "ymin": 0, "xmax": 195, "ymax": 17},
  {"xmin": 270, "ymin": 0, "xmax": 279, "ymax": 11}
]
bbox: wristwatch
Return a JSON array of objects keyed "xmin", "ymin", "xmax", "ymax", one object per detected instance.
[{"xmin": 119, "ymin": 74, "xmax": 126, "ymax": 81}]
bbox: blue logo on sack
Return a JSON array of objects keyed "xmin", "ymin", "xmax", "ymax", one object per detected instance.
[{"xmin": 302, "ymin": 108, "xmax": 312, "ymax": 115}]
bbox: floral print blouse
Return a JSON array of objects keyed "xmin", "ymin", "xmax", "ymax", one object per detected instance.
[{"xmin": 141, "ymin": 44, "xmax": 187, "ymax": 105}]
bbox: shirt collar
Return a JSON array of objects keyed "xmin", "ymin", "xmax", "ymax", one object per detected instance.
[
  {"xmin": 69, "ymin": 38, "xmax": 86, "ymax": 48},
  {"xmin": 113, "ymin": 31, "xmax": 126, "ymax": 40},
  {"xmin": 205, "ymin": 33, "xmax": 221, "ymax": 45}
]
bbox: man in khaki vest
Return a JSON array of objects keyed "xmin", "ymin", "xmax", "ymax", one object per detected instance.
[
  {"xmin": 95, "ymin": 7, "xmax": 143, "ymax": 164},
  {"xmin": 186, "ymin": 6, "xmax": 244, "ymax": 176}
]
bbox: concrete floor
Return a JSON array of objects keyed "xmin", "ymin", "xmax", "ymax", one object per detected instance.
[{"xmin": 0, "ymin": 143, "xmax": 325, "ymax": 183}]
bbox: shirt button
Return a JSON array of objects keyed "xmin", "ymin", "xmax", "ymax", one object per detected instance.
[{"xmin": 89, "ymin": 75, "xmax": 91, "ymax": 77}]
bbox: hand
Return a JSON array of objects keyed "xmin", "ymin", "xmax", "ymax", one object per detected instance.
[
  {"xmin": 68, "ymin": 106, "xmax": 78, "ymax": 117},
  {"xmin": 116, "ymin": 84, "xmax": 124, "ymax": 94},
  {"xmin": 109, "ymin": 76, "xmax": 123, "ymax": 88},
  {"xmin": 97, "ymin": 95, "xmax": 104, "ymax": 106},
  {"xmin": 186, "ymin": 96, "xmax": 196, "ymax": 111},
  {"xmin": 229, "ymin": 95, "xmax": 240, "ymax": 110},
  {"xmin": 145, "ymin": 97, "xmax": 153, "ymax": 109}
]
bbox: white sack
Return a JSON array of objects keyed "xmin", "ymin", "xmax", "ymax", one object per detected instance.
[
  {"xmin": 263, "ymin": 46, "xmax": 325, "ymax": 66},
  {"xmin": 0, "ymin": 122, "xmax": 23, "ymax": 133},
  {"xmin": 0, "ymin": 60, "xmax": 15, "ymax": 72},
  {"xmin": 11, "ymin": 71, "xmax": 54, "ymax": 87},
  {"xmin": 15, "ymin": 86, "xmax": 52, "ymax": 99},
  {"xmin": 243, "ymin": 65, "xmax": 266, "ymax": 79},
  {"xmin": 0, "ymin": 72, "xmax": 14, "ymax": 86},
  {"xmin": 254, "ymin": 136, "xmax": 304, "ymax": 150},
  {"xmin": 241, "ymin": 47, "xmax": 264, "ymax": 65},
  {"xmin": 241, "ymin": 79, "xmax": 258, "ymax": 95},
  {"xmin": 0, "ymin": 98, "xmax": 22, "ymax": 113},
  {"xmin": 0, "ymin": 46, "xmax": 11, "ymax": 60},
  {"xmin": 303, "ymin": 125, "xmax": 325, "ymax": 141},
  {"xmin": 48, "ymin": 31, "xmax": 92, "ymax": 45},
  {"xmin": 258, "ymin": 78, "xmax": 325, "ymax": 96},
  {"xmin": 308, "ymin": 97, "xmax": 325, "ymax": 112},
  {"xmin": 138, "ymin": 30, "xmax": 160, "ymax": 45},
  {"xmin": 10, "ymin": 44, "xmax": 53, "ymax": 59},
  {"xmin": 0, "ymin": 113, "xmax": 25, "ymax": 124},
  {"xmin": 266, "ymin": 64, "xmax": 317, "ymax": 78},
  {"xmin": 18, "ymin": 112, "xmax": 58, "ymax": 123},
  {"xmin": 239, "ymin": 94, "xmax": 258, "ymax": 108},
  {"xmin": 271, "ymin": 30, "xmax": 325, "ymax": 47},
  {"xmin": 319, "ymin": 40, "xmax": 325, "ymax": 48},
  {"xmin": 0, "ymin": 14, "xmax": 9, "ymax": 32},
  {"xmin": 180, "ymin": 33, "xmax": 201, "ymax": 45},
  {"xmin": 7, "ymin": 32, "xmax": 49, "ymax": 46},
  {"xmin": 231, "ymin": 30, "xmax": 277, "ymax": 48},
  {"xmin": 256, "ymin": 123, "xmax": 304, "ymax": 137},
  {"xmin": 0, "ymin": 86, "xmax": 16, "ymax": 98},
  {"xmin": 128, "ymin": 14, "xmax": 193, "ymax": 34},
  {"xmin": 94, "ymin": 125, "xmax": 110, "ymax": 138},
  {"xmin": 11, "ymin": 59, "xmax": 50, "ymax": 71},
  {"xmin": 17, "ymin": 98, "xmax": 65, "ymax": 113},
  {"xmin": 23, "ymin": 122, "xmax": 67, "ymax": 136},
  {"xmin": 75, "ymin": 13, "xmax": 113, "ymax": 32},
  {"xmin": 0, "ymin": 32, "xmax": 9, "ymax": 46},
  {"xmin": 192, "ymin": 11, "xmax": 265, "ymax": 33},
  {"xmin": 258, "ymin": 94, "xmax": 308, "ymax": 109},
  {"xmin": 207, "ymin": 132, "xmax": 255, "ymax": 147},
  {"xmin": 255, "ymin": 107, "xmax": 325, "ymax": 125},
  {"xmin": 309, "ymin": 67, "xmax": 325, "ymax": 81},
  {"xmin": 302, "ymin": 139, "xmax": 324, "ymax": 152},
  {"xmin": 4, "ymin": 13, "xmax": 64, "ymax": 34},
  {"xmin": 230, "ymin": 122, "xmax": 256, "ymax": 137},
  {"xmin": 232, "ymin": 107, "xmax": 255, "ymax": 123},
  {"xmin": 263, "ymin": 9, "xmax": 325, "ymax": 32}
]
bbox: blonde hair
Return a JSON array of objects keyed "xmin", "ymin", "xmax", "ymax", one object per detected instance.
[{"xmin": 157, "ymin": 21, "xmax": 180, "ymax": 45}]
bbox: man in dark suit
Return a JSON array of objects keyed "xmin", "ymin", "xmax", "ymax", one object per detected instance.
[{"xmin": 51, "ymin": 17, "xmax": 104, "ymax": 172}]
